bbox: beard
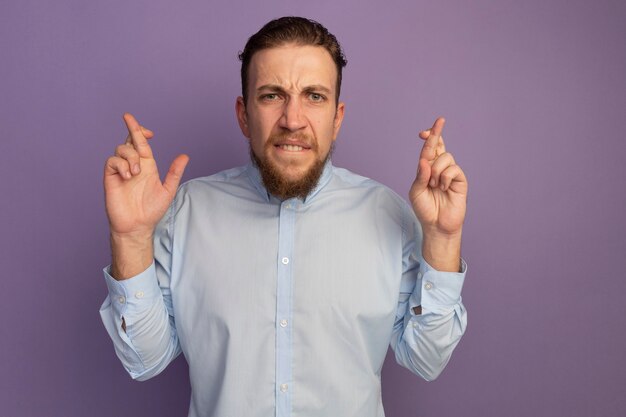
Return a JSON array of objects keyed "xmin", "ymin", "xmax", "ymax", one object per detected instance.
[{"xmin": 250, "ymin": 132, "xmax": 333, "ymax": 200}]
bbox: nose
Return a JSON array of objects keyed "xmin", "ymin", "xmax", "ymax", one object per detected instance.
[{"xmin": 279, "ymin": 97, "xmax": 307, "ymax": 131}]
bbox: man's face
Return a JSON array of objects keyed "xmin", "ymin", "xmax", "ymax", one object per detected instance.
[{"xmin": 236, "ymin": 44, "xmax": 345, "ymax": 199}]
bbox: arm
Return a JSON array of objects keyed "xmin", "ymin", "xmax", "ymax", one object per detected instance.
[
  {"xmin": 389, "ymin": 206, "xmax": 467, "ymax": 381},
  {"xmin": 100, "ymin": 113, "xmax": 188, "ymax": 380},
  {"xmin": 99, "ymin": 259, "xmax": 181, "ymax": 381},
  {"xmin": 390, "ymin": 243, "xmax": 467, "ymax": 380},
  {"xmin": 390, "ymin": 117, "xmax": 469, "ymax": 380}
]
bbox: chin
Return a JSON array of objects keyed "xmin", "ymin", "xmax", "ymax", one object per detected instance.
[
  {"xmin": 277, "ymin": 165, "xmax": 311, "ymax": 182},
  {"xmin": 251, "ymin": 147, "xmax": 328, "ymax": 200}
]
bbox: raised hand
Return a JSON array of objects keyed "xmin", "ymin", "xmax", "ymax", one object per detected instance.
[
  {"xmin": 104, "ymin": 113, "xmax": 189, "ymax": 278},
  {"xmin": 409, "ymin": 117, "xmax": 467, "ymax": 270}
]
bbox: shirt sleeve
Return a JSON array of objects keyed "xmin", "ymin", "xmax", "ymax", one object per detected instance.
[
  {"xmin": 99, "ymin": 205, "xmax": 181, "ymax": 381},
  {"xmin": 389, "ymin": 205, "xmax": 468, "ymax": 381}
]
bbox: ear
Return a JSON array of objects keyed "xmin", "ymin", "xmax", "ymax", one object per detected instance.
[
  {"xmin": 236, "ymin": 96, "xmax": 250, "ymax": 138},
  {"xmin": 332, "ymin": 101, "xmax": 345, "ymax": 141}
]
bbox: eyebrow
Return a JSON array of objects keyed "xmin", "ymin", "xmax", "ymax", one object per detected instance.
[
  {"xmin": 256, "ymin": 84, "xmax": 332, "ymax": 95},
  {"xmin": 302, "ymin": 85, "xmax": 332, "ymax": 94}
]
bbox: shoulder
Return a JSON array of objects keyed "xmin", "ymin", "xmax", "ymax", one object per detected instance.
[
  {"xmin": 178, "ymin": 165, "xmax": 249, "ymax": 193},
  {"xmin": 167, "ymin": 165, "xmax": 258, "ymax": 213},
  {"xmin": 328, "ymin": 165, "xmax": 417, "ymax": 228},
  {"xmin": 330, "ymin": 165, "xmax": 410, "ymax": 209},
  {"xmin": 174, "ymin": 165, "xmax": 259, "ymax": 201}
]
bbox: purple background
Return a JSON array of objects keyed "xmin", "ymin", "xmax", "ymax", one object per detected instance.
[{"xmin": 1, "ymin": 0, "xmax": 625, "ymax": 416}]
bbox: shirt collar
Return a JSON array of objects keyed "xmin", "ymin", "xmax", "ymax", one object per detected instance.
[{"xmin": 245, "ymin": 159, "xmax": 334, "ymax": 204}]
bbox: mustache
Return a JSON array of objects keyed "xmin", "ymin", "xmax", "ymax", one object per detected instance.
[{"xmin": 267, "ymin": 131, "xmax": 317, "ymax": 149}]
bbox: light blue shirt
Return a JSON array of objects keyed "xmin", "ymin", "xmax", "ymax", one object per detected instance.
[{"xmin": 100, "ymin": 161, "xmax": 467, "ymax": 417}]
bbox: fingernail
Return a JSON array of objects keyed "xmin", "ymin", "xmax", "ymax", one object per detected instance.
[
  {"xmin": 429, "ymin": 179, "xmax": 436, "ymax": 188},
  {"xmin": 125, "ymin": 171, "xmax": 132, "ymax": 179},
  {"xmin": 440, "ymin": 184, "xmax": 446, "ymax": 191},
  {"xmin": 132, "ymin": 164, "xmax": 140, "ymax": 174}
]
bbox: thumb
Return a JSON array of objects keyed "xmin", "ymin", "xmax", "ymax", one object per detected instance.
[
  {"xmin": 413, "ymin": 158, "xmax": 431, "ymax": 195},
  {"xmin": 163, "ymin": 154, "xmax": 190, "ymax": 195}
]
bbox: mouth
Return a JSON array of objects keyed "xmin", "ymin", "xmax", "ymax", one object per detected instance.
[
  {"xmin": 276, "ymin": 144, "xmax": 307, "ymax": 152},
  {"xmin": 269, "ymin": 132, "xmax": 315, "ymax": 156},
  {"xmin": 273, "ymin": 139, "xmax": 313, "ymax": 153}
]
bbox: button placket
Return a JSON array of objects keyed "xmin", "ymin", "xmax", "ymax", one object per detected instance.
[{"xmin": 276, "ymin": 199, "xmax": 296, "ymax": 414}]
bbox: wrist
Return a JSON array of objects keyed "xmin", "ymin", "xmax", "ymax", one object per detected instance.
[
  {"xmin": 110, "ymin": 229, "xmax": 154, "ymax": 245},
  {"xmin": 421, "ymin": 229, "xmax": 462, "ymax": 272},
  {"xmin": 421, "ymin": 223, "xmax": 462, "ymax": 239},
  {"xmin": 110, "ymin": 230, "xmax": 154, "ymax": 280}
]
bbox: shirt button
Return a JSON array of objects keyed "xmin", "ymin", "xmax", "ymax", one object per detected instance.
[
  {"xmin": 135, "ymin": 291, "xmax": 144, "ymax": 299},
  {"xmin": 424, "ymin": 282, "xmax": 433, "ymax": 290},
  {"xmin": 280, "ymin": 383, "xmax": 288, "ymax": 392},
  {"xmin": 281, "ymin": 257, "xmax": 289, "ymax": 265},
  {"xmin": 118, "ymin": 296, "xmax": 126, "ymax": 304},
  {"xmin": 280, "ymin": 319, "xmax": 288, "ymax": 328}
]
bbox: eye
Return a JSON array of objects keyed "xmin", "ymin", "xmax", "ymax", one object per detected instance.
[
  {"xmin": 308, "ymin": 93, "xmax": 325, "ymax": 102},
  {"xmin": 261, "ymin": 93, "xmax": 281, "ymax": 101}
]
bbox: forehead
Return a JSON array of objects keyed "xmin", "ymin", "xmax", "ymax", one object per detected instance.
[{"xmin": 248, "ymin": 44, "xmax": 337, "ymax": 92}]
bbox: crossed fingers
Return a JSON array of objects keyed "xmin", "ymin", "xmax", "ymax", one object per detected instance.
[
  {"xmin": 105, "ymin": 113, "xmax": 154, "ymax": 180},
  {"xmin": 418, "ymin": 117, "xmax": 463, "ymax": 192},
  {"xmin": 122, "ymin": 113, "xmax": 153, "ymax": 158},
  {"xmin": 419, "ymin": 117, "xmax": 446, "ymax": 161}
]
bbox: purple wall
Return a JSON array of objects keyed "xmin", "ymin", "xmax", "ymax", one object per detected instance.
[{"xmin": 1, "ymin": 0, "xmax": 625, "ymax": 416}]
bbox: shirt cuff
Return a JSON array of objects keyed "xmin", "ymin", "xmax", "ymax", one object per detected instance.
[
  {"xmin": 102, "ymin": 262, "xmax": 162, "ymax": 322},
  {"xmin": 409, "ymin": 258, "xmax": 467, "ymax": 316}
]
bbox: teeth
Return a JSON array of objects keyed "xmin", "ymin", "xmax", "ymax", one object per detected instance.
[{"xmin": 281, "ymin": 144, "xmax": 304, "ymax": 151}]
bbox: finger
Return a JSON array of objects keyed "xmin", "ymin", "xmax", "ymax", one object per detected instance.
[
  {"xmin": 428, "ymin": 152, "xmax": 456, "ymax": 188},
  {"xmin": 123, "ymin": 113, "xmax": 154, "ymax": 158},
  {"xmin": 124, "ymin": 126, "xmax": 154, "ymax": 145},
  {"xmin": 115, "ymin": 144, "xmax": 141, "ymax": 175},
  {"xmin": 419, "ymin": 129, "xmax": 446, "ymax": 156},
  {"xmin": 412, "ymin": 158, "xmax": 432, "ymax": 196},
  {"xmin": 163, "ymin": 154, "xmax": 190, "ymax": 195},
  {"xmin": 105, "ymin": 156, "xmax": 132, "ymax": 180},
  {"xmin": 142, "ymin": 126, "xmax": 154, "ymax": 137},
  {"xmin": 438, "ymin": 164, "xmax": 466, "ymax": 192},
  {"xmin": 419, "ymin": 117, "xmax": 445, "ymax": 161}
]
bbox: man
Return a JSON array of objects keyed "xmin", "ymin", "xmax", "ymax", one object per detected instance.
[{"xmin": 101, "ymin": 16, "xmax": 467, "ymax": 417}]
